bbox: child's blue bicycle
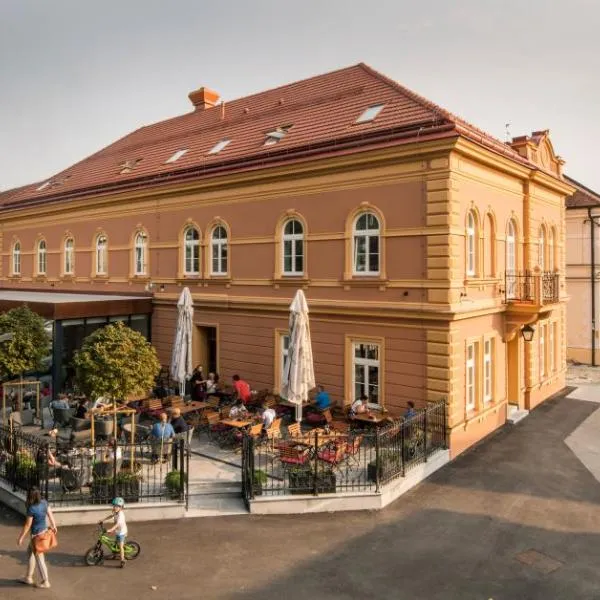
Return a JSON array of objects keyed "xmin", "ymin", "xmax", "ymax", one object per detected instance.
[{"xmin": 84, "ymin": 525, "xmax": 141, "ymax": 566}]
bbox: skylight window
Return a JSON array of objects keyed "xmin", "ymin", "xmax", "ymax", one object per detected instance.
[
  {"xmin": 36, "ymin": 181, "xmax": 51, "ymax": 191},
  {"xmin": 165, "ymin": 149, "xmax": 189, "ymax": 163},
  {"xmin": 355, "ymin": 104, "xmax": 385, "ymax": 124},
  {"xmin": 208, "ymin": 139, "xmax": 231, "ymax": 155},
  {"xmin": 119, "ymin": 159, "xmax": 142, "ymax": 174},
  {"xmin": 264, "ymin": 125, "xmax": 293, "ymax": 146}
]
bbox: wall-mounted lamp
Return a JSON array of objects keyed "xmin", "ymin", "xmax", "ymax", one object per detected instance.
[{"xmin": 521, "ymin": 324, "xmax": 535, "ymax": 342}]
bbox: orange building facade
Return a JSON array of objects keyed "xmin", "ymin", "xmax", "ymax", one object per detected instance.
[{"xmin": 0, "ymin": 65, "xmax": 572, "ymax": 456}]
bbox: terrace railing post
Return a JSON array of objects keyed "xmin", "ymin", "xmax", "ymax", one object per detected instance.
[
  {"xmin": 313, "ymin": 431, "xmax": 319, "ymax": 496},
  {"xmin": 249, "ymin": 436, "xmax": 255, "ymax": 500},
  {"xmin": 185, "ymin": 439, "xmax": 190, "ymax": 510},
  {"xmin": 375, "ymin": 429, "xmax": 381, "ymax": 492},
  {"xmin": 443, "ymin": 400, "xmax": 448, "ymax": 449},
  {"xmin": 400, "ymin": 421, "xmax": 405, "ymax": 477},
  {"xmin": 112, "ymin": 443, "xmax": 118, "ymax": 500},
  {"xmin": 423, "ymin": 409, "xmax": 428, "ymax": 462}
]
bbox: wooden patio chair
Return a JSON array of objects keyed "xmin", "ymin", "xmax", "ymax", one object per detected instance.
[
  {"xmin": 279, "ymin": 444, "xmax": 312, "ymax": 470},
  {"xmin": 344, "ymin": 434, "xmax": 364, "ymax": 466},
  {"xmin": 207, "ymin": 396, "xmax": 221, "ymax": 410},
  {"xmin": 316, "ymin": 440, "xmax": 347, "ymax": 474}
]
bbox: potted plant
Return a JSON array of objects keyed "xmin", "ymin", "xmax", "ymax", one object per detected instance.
[
  {"xmin": 367, "ymin": 448, "xmax": 402, "ymax": 483},
  {"xmin": 164, "ymin": 470, "xmax": 186, "ymax": 500},
  {"xmin": 287, "ymin": 466, "xmax": 336, "ymax": 495},
  {"xmin": 252, "ymin": 469, "xmax": 268, "ymax": 497},
  {"xmin": 91, "ymin": 471, "xmax": 142, "ymax": 504},
  {"xmin": 7, "ymin": 451, "xmax": 38, "ymax": 490}
]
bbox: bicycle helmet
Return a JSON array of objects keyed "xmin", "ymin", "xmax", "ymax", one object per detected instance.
[{"xmin": 111, "ymin": 497, "xmax": 125, "ymax": 508}]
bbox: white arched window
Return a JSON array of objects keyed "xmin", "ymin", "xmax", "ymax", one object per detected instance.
[
  {"xmin": 211, "ymin": 226, "xmax": 228, "ymax": 275},
  {"xmin": 37, "ymin": 240, "xmax": 47, "ymax": 275},
  {"xmin": 506, "ymin": 219, "xmax": 517, "ymax": 299},
  {"xmin": 134, "ymin": 232, "xmax": 147, "ymax": 275},
  {"xmin": 538, "ymin": 226, "xmax": 545, "ymax": 271},
  {"xmin": 466, "ymin": 210, "xmax": 477, "ymax": 277},
  {"xmin": 64, "ymin": 238, "xmax": 74, "ymax": 275},
  {"xmin": 282, "ymin": 219, "xmax": 304, "ymax": 275},
  {"xmin": 548, "ymin": 228, "xmax": 555, "ymax": 272},
  {"xmin": 184, "ymin": 227, "xmax": 200, "ymax": 275},
  {"xmin": 12, "ymin": 242, "xmax": 21, "ymax": 275},
  {"xmin": 96, "ymin": 235, "xmax": 107, "ymax": 275},
  {"xmin": 353, "ymin": 213, "xmax": 380, "ymax": 275}
]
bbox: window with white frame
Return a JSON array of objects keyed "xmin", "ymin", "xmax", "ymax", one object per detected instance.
[
  {"xmin": 550, "ymin": 322, "xmax": 557, "ymax": 372},
  {"xmin": 184, "ymin": 227, "xmax": 200, "ymax": 275},
  {"xmin": 12, "ymin": 242, "xmax": 21, "ymax": 275},
  {"xmin": 353, "ymin": 342, "xmax": 380, "ymax": 404},
  {"xmin": 466, "ymin": 210, "xmax": 477, "ymax": 276},
  {"xmin": 506, "ymin": 219, "xmax": 516, "ymax": 298},
  {"xmin": 483, "ymin": 339, "xmax": 493, "ymax": 404},
  {"xmin": 96, "ymin": 235, "xmax": 107, "ymax": 275},
  {"xmin": 64, "ymin": 238, "xmax": 74, "ymax": 274},
  {"xmin": 211, "ymin": 225, "xmax": 228, "ymax": 275},
  {"xmin": 281, "ymin": 333, "xmax": 290, "ymax": 383},
  {"xmin": 548, "ymin": 228, "xmax": 555, "ymax": 272},
  {"xmin": 353, "ymin": 213, "xmax": 380, "ymax": 275},
  {"xmin": 37, "ymin": 240, "xmax": 47, "ymax": 275},
  {"xmin": 539, "ymin": 322, "xmax": 546, "ymax": 380},
  {"xmin": 282, "ymin": 219, "xmax": 304, "ymax": 275},
  {"xmin": 466, "ymin": 341, "xmax": 478, "ymax": 411},
  {"xmin": 134, "ymin": 232, "xmax": 147, "ymax": 276},
  {"xmin": 538, "ymin": 226, "xmax": 545, "ymax": 271}
]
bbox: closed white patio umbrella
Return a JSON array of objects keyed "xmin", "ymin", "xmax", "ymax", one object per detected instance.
[
  {"xmin": 281, "ymin": 289, "xmax": 315, "ymax": 422},
  {"xmin": 170, "ymin": 287, "xmax": 194, "ymax": 398}
]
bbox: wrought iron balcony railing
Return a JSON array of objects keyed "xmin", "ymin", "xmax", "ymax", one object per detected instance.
[{"xmin": 505, "ymin": 270, "xmax": 559, "ymax": 305}]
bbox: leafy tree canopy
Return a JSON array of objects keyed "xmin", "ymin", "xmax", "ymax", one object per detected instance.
[
  {"xmin": 0, "ymin": 306, "xmax": 50, "ymax": 379},
  {"xmin": 73, "ymin": 321, "xmax": 160, "ymax": 402}
]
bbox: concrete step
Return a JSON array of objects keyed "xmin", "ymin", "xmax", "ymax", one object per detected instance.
[
  {"xmin": 185, "ymin": 493, "xmax": 247, "ymax": 517},
  {"xmin": 188, "ymin": 480, "xmax": 241, "ymax": 496},
  {"xmin": 507, "ymin": 406, "xmax": 529, "ymax": 424}
]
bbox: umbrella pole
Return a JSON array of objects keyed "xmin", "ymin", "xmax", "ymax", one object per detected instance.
[{"xmin": 295, "ymin": 402, "xmax": 302, "ymax": 423}]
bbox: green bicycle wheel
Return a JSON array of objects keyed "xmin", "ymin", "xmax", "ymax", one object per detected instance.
[
  {"xmin": 124, "ymin": 540, "xmax": 141, "ymax": 560},
  {"xmin": 84, "ymin": 546, "xmax": 104, "ymax": 566}
]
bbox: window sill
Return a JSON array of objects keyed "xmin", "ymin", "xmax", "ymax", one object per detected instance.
[
  {"xmin": 60, "ymin": 274, "xmax": 75, "ymax": 281},
  {"xmin": 7, "ymin": 274, "xmax": 21, "ymax": 280},
  {"xmin": 130, "ymin": 275, "xmax": 150, "ymax": 282},
  {"xmin": 341, "ymin": 277, "xmax": 388, "ymax": 290},
  {"xmin": 92, "ymin": 274, "xmax": 109, "ymax": 280},
  {"xmin": 33, "ymin": 275, "xmax": 48, "ymax": 282},
  {"xmin": 273, "ymin": 276, "xmax": 310, "ymax": 288},
  {"xmin": 464, "ymin": 277, "xmax": 500, "ymax": 287}
]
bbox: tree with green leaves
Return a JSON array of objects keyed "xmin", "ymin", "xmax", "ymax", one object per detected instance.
[
  {"xmin": 0, "ymin": 305, "xmax": 50, "ymax": 380},
  {"xmin": 73, "ymin": 321, "xmax": 160, "ymax": 402}
]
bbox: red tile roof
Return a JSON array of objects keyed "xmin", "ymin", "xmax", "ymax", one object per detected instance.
[
  {"xmin": 565, "ymin": 176, "xmax": 600, "ymax": 209},
  {"xmin": 0, "ymin": 63, "xmax": 544, "ymax": 209}
]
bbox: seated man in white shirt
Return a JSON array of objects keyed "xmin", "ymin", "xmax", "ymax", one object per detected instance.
[
  {"xmin": 229, "ymin": 399, "xmax": 248, "ymax": 420},
  {"xmin": 260, "ymin": 403, "xmax": 276, "ymax": 432},
  {"xmin": 350, "ymin": 395, "xmax": 369, "ymax": 416}
]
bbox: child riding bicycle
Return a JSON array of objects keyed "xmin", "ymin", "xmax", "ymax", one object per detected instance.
[{"xmin": 98, "ymin": 497, "xmax": 128, "ymax": 568}]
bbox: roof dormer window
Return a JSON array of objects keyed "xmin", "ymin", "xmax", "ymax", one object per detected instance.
[
  {"xmin": 264, "ymin": 125, "xmax": 292, "ymax": 146},
  {"xmin": 355, "ymin": 104, "xmax": 385, "ymax": 124},
  {"xmin": 208, "ymin": 139, "xmax": 231, "ymax": 155},
  {"xmin": 165, "ymin": 149, "xmax": 189, "ymax": 163}
]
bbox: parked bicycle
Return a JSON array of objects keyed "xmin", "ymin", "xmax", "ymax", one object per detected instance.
[{"xmin": 84, "ymin": 524, "xmax": 141, "ymax": 566}]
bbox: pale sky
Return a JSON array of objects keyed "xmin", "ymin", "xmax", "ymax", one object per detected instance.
[{"xmin": 1, "ymin": 0, "xmax": 598, "ymax": 192}]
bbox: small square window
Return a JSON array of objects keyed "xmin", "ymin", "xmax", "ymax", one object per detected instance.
[
  {"xmin": 166, "ymin": 149, "xmax": 188, "ymax": 163},
  {"xmin": 355, "ymin": 104, "xmax": 385, "ymax": 124},
  {"xmin": 208, "ymin": 139, "xmax": 231, "ymax": 155}
]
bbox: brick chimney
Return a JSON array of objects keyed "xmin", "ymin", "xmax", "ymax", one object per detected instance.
[{"xmin": 188, "ymin": 87, "xmax": 220, "ymax": 111}]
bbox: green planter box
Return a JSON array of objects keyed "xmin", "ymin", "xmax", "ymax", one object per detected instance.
[
  {"xmin": 90, "ymin": 478, "xmax": 141, "ymax": 504},
  {"xmin": 288, "ymin": 469, "xmax": 336, "ymax": 495}
]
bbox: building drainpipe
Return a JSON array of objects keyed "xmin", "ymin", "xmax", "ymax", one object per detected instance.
[{"xmin": 593, "ymin": 210, "xmax": 596, "ymax": 366}]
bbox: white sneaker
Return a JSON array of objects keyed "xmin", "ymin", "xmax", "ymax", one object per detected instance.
[
  {"xmin": 18, "ymin": 577, "xmax": 34, "ymax": 585},
  {"xmin": 36, "ymin": 581, "xmax": 51, "ymax": 589}
]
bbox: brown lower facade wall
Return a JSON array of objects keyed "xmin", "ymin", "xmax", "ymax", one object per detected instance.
[{"xmin": 152, "ymin": 300, "xmax": 429, "ymax": 415}]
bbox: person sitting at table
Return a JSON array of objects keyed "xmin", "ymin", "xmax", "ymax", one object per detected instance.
[
  {"xmin": 95, "ymin": 437, "xmax": 122, "ymax": 463},
  {"xmin": 260, "ymin": 402, "xmax": 276, "ymax": 433},
  {"xmin": 169, "ymin": 408, "xmax": 188, "ymax": 434},
  {"xmin": 91, "ymin": 396, "xmax": 110, "ymax": 411},
  {"xmin": 205, "ymin": 372, "xmax": 220, "ymax": 395},
  {"xmin": 350, "ymin": 395, "xmax": 369, "ymax": 416},
  {"xmin": 74, "ymin": 398, "xmax": 88, "ymax": 420},
  {"xmin": 232, "ymin": 375, "xmax": 252, "ymax": 405},
  {"xmin": 314, "ymin": 385, "xmax": 331, "ymax": 410},
  {"xmin": 150, "ymin": 412, "xmax": 175, "ymax": 463},
  {"xmin": 404, "ymin": 401, "xmax": 417, "ymax": 420},
  {"xmin": 50, "ymin": 395, "xmax": 69, "ymax": 412},
  {"xmin": 229, "ymin": 398, "xmax": 248, "ymax": 420}
]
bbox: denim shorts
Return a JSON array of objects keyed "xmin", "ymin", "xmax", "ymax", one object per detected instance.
[{"xmin": 115, "ymin": 533, "xmax": 126, "ymax": 544}]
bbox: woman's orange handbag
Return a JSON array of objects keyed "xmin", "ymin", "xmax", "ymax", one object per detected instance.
[{"xmin": 32, "ymin": 529, "xmax": 58, "ymax": 553}]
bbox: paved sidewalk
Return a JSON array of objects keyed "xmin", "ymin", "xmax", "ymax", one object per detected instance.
[{"xmin": 2, "ymin": 390, "xmax": 600, "ymax": 599}]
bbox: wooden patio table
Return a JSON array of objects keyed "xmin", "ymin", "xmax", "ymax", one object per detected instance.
[
  {"xmin": 351, "ymin": 413, "xmax": 388, "ymax": 426},
  {"xmin": 220, "ymin": 418, "xmax": 254, "ymax": 429},
  {"xmin": 178, "ymin": 401, "xmax": 209, "ymax": 416}
]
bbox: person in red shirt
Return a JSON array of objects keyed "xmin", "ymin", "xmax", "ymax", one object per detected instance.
[{"xmin": 232, "ymin": 375, "xmax": 252, "ymax": 405}]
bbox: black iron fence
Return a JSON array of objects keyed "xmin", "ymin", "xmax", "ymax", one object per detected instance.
[
  {"xmin": 242, "ymin": 399, "xmax": 447, "ymax": 501},
  {"xmin": 0, "ymin": 425, "xmax": 188, "ymax": 507}
]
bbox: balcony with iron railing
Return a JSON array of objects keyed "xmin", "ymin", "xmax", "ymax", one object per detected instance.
[{"xmin": 504, "ymin": 270, "xmax": 560, "ymax": 306}]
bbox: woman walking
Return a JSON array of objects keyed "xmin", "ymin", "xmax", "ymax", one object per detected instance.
[{"xmin": 17, "ymin": 486, "xmax": 57, "ymax": 589}]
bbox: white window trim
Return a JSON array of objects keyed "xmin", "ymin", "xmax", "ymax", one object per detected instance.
[
  {"xmin": 506, "ymin": 220, "xmax": 516, "ymax": 298},
  {"xmin": 281, "ymin": 333, "xmax": 290, "ymax": 384},
  {"xmin": 352, "ymin": 214, "xmax": 380, "ymax": 276},
  {"xmin": 466, "ymin": 341, "xmax": 477, "ymax": 412},
  {"xmin": 183, "ymin": 228, "xmax": 200, "ymax": 275},
  {"xmin": 211, "ymin": 227, "xmax": 228, "ymax": 275},
  {"xmin": 483, "ymin": 339, "xmax": 493, "ymax": 404},
  {"xmin": 64, "ymin": 239, "xmax": 74, "ymax": 275},
  {"xmin": 352, "ymin": 342, "xmax": 380, "ymax": 405},
  {"xmin": 550, "ymin": 322, "xmax": 557, "ymax": 373},
  {"xmin": 539, "ymin": 323, "xmax": 546, "ymax": 380},
  {"xmin": 282, "ymin": 220, "xmax": 304, "ymax": 276},
  {"xmin": 466, "ymin": 211, "xmax": 476, "ymax": 277},
  {"xmin": 12, "ymin": 243, "xmax": 21, "ymax": 275},
  {"xmin": 539, "ymin": 228, "xmax": 545, "ymax": 271},
  {"xmin": 96, "ymin": 236, "xmax": 107, "ymax": 275},
  {"xmin": 37, "ymin": 241, "xmax": 47, "ymax": 275},
  {"xmin": 548, "ymin": 230, "xmax": 555, "ymax": 272},
  {"xmin": 134, "ymin": 232, "xmax": 147, "ymax": 276}
]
